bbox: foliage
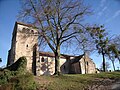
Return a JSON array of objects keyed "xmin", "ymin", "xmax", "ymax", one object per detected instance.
[
  {"xmin": 6, "ymin": 56, "xmax": 27, "ymax": 75},
  {"xmin": 86, "ymin": 25, "xmax": 120, "ymax": 71},
  {"xmin": 108, "ymin": 36, "xmax": 120, "ymax": 64},
  {"xmin": 0, "ymin": 72, "xmax": 37, "ymax": 90},
  {"xmin": 18, "ymin": 0, "xmax": 91, "ymax": 75},
  {"xmin": 87, "ymin": 25, "xmax": 108, "ymax": 54},
  {"xmin": 87, "ymin": 25, "xmax": 109, "ymax": 72},
  {"xmin": 0, "ymin": 57, "xmax": 37, "ymax": 90}
]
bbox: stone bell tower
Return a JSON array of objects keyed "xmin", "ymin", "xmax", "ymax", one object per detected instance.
[{"xmin": 7, "ymin": 22, "xmax": 39, "ymax": 72}]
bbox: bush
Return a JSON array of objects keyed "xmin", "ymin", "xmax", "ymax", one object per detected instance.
[
  {"xmin": 9, "ymin": 73, "xmax": 37, "ymax": 90},
  {"xmin": 0, "ymin": 69, "xmax": 15, "ymax": 84},
  {"xmin": 6, "ymin": 56, "xmax": 27, "ymax": 74},
  {"xmin": 0, "ymin": 73, "xmax": 37, "ymax": 90},
  {"xmin": 0, "ymin": 57, "xmax": 37, "ymax": 90}
]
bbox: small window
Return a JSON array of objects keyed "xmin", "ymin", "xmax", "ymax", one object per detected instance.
[
  {"xmin": 26, "ymin": 44, "xmax": 28, "ymax": 47},
  {"xmin": 31, "ymin": 30, "xmax": 34, "ymax": 33},
  {"xmin": 41, "ymin": 57, "xmax": 44, "ymax": 62},
  {"xmin": 38, "ymin": 60, "xmax": 40, "ymax": 62},
  {"xmin": 86, "ymin": 61, "xmax": 88, "ymax": 65},
  {"xmin": 22, "ymin": 28, "xmax": 26, "ymax": 31}
]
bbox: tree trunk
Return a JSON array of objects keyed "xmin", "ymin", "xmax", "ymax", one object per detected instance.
[
  {"xmin": 102, "ymin": 51, "xmax": 106, "ymax": 72},
  {"xmin": 111, "ymin": 60, "xmax": 115, "ymax": 71},
  {"xmin": 54, "ymin": 45, "xmax": 61, "ymax": 75},
  {"xmin": 84, "ymin": 52, "xmax": 86, "ymax": 74}
]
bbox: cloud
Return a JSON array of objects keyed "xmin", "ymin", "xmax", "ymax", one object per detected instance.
[
  {"xmin": 105, "ymin": 10, "xmax": 120, "ymax": 23},
  {"xmin": 98, "ymin": 6, "xmax": 107, "ymax": 16},
  {"xmin": 113, "ymin": 10, "xmax": 120, "ymax": 18},
  {"xmin": 96, "ymin": 0, "xmax": 107, "ymax": 19}
]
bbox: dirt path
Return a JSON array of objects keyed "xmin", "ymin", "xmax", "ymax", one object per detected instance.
[
  {"xmin": 111, "ymin": 80, "xmax": 120, "ymax": 90},
  {"xmin": 34, "ymin": 76, "xmax": 120, "ymax": 90},
  {"xmin": 87, "ymin": 79, "xmax": 120, "ymax": 90},
  {"xmin": 34, "ymin": 76, "xmax": 52, "ymax": 84}
]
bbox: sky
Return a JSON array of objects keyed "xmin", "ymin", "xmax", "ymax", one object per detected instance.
[{"xmin": 0, "ymin": 0, "xmax": 120, "ymax": 70}]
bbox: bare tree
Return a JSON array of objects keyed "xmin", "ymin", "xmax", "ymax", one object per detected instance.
[
  {"xmin": 100, "ymin": 62, "xmax": 111, "ymax": 71},
  {"xmin": 18, "ymin": 0, "xmax": 90, "ymax": 75},
  {"xmin": 75, "ymin": 27, "xmax": 95, "ymax": 74}
]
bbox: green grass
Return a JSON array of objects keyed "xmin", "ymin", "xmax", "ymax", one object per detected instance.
[{"xmin": 36, "ymin": 72, "xmax": 120, "ymax": 90}]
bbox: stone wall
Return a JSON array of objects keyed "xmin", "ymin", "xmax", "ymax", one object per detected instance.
[
  {"xmin": 36, "ymin": 55, "xmax": 67, "ymax": 75},
  {"xmin": 7, "ymin": 22, "xmax": 39, "ymax": 73},
  {"xmin": 80, "ymin": 55, "xmax": 96, "ymax": 74}
]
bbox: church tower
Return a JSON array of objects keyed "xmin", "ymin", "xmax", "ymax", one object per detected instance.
[{"xmin": 7, "ymin": 22, "xmax": 39, "ymax": 72}]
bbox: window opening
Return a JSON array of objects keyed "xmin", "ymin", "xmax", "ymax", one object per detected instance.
[
  {"xmin": 26, "ymin": 44, "xmax": 28, "ymax": 47},
  {"xmin": 41, "ymin": 57, "xmax": 44, "ymax": 62}
]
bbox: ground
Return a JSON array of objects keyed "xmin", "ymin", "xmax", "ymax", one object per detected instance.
[{"xmin": 34, "ymin": 72, "xmax": 120, "ymax": 90}]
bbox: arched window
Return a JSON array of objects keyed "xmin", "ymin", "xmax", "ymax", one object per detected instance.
[{"xmin": 41, "ymin": 57, "xmax": 44, "ymax": 62}]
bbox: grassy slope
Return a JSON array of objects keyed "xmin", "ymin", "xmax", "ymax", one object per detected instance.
[{"xmin": 35, "ymin": 72, "xmax": 120, "ymax": 90}]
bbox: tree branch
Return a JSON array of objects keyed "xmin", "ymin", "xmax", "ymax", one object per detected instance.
[
  {"xmin": 60, "ymin": 35, "xmax": 76, "ymax": 45},
  {"xmin": 30, "ymin": 0, "xmax": 56, "ymax": 52},
  {"xmin": 61, "ymin": 32, "xmax": 78, "ymax": 39}
]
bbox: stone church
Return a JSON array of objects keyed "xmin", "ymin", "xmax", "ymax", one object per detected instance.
[{"xmin": 7, "ymin": 22, "xmax": 96, "ymax": 76}]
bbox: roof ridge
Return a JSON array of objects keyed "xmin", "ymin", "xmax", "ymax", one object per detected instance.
[
  {"xmin": 39, "ymin": 51, "xmax": 83, "ymax": 57},
  {"xmin": 16, "ymin": 21, "xmax": 37, "ymax": 28}
]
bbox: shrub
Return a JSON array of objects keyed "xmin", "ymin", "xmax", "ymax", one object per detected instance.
[
  {"xmin": 0, "ymin": 57, "xmax": 37, "ymax": 90},
  {"xmin": 6, "ymin": 56, "xmax": 27, "ymax": 73},
  {"xmin": 9, "ymin": 73, "xmax": 37, "ymax": 90}
]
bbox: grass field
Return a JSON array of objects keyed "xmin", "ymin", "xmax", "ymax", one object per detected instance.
[{"xmin": 35, "ymin": 72, "xmax": 120, "ymax": 90}]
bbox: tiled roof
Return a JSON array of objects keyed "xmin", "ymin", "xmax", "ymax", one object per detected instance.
[
  {"xmin": 70, "ymin": 54, "xmax": 84, "ymax": 64},
  {"xmin": 39, "ymin": 51, "xmax": 79, "ymax": 59},
  {"xmin": 39, "ymin": 52, "xmax": 55, "ymax": 57}
]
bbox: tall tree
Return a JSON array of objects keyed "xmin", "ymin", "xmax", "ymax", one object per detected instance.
[
  {"xmin": 87, "ymin": 25, "xmax": 109, "ymax": 72},
  {"xmin": 106, "ymin": 39, "xmax": 120, "ymax": 71},
  {"xmin": 100, "ymin": 62, "xmax": 111, "ymax": 71},
  {"xmin": 111, "ymin": 35, "xmax": 120, "ymax": 64},
  {"xmin": 18, "ymin": 0, "xmax": 90, "ymax": 75}
]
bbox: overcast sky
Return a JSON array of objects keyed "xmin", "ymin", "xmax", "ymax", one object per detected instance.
[{"xmin": 0, "ymin": 0, "xmax": 120, "ymax": 69}]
